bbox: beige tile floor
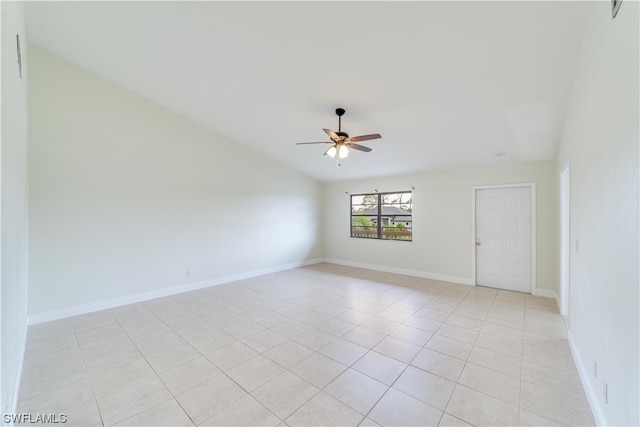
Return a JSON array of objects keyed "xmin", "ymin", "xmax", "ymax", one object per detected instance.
[{"xmin": 17, "ymin": 263, "xmax": 595, "ymax": 426}]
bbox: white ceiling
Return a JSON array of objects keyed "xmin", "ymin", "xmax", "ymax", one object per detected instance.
[{"xmin": 25, "ymin": 1, "xmax": 590, "ymax": 183}]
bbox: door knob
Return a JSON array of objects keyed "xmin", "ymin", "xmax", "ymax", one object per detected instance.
[{"xmin": 476, "ymin": 241, "xmax": 481, "ymax": 246}]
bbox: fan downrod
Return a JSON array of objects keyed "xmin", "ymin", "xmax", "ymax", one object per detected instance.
[{"xmin": 336, "ymin": 108, "xmax": 346, "ymax": 132}]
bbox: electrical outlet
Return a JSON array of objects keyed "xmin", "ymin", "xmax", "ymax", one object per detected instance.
[
  {"xmin": 594, "ymin": 361, "xmax": 598, "ymax": 378},
  {"xmin": 604, "ymin": 382, "xmax": 608, "ymax": 404},
  {"xmin": 186, "ymin": 270, "xmax": 191, "ymax": 277}
]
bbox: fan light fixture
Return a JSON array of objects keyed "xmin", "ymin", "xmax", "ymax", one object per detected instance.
[
  {"xmin": 296, "ymin": 108, "xmax": 381, "ymax": 164},
  {"xmin": 338, "ymin": 145, "xmax": 349, "ymax": 159}
]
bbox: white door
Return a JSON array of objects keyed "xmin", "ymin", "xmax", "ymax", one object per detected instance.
[{"xmin": 475, "ymin": 187, "xmax": 532, "ymax": 293}]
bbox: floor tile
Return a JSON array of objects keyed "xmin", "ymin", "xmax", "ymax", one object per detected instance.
[
  {"xmin": 159, "ymin": 355, "xmax": 222, "ymax": 396},
  {"xmin": 204, "ymin": 341, "xmax": 260, "ymax": 371},
  {"xmin": 90, "ymin": 358, "xmax": 156, "ymax": 399},
  {"xmin": 83, "ymin": 345, "xmax": 145, "ymax": 377},
  {"xmin": 436, "ymin": 324, "xmax": 479, "ymax": 344},
  {"xmin": 336, "ymin": 309, "xmax": 372, "ymax": 325},
  {"xmin": 522, "ymin": 342, "xmax": 575, "ymax": 371},
  {"xmin": 252, "ymin": 371, "xmax": 319, "ymax": 420},
  {"xmin": 518, "ymin": 409, "xmax": 562, "ymax": 426},
  {"xmin": 457, "ymin": 362, "xmax": 520, "ymax": 406},
  {"xmin": 351, "ymin": 351, "xmax": 407, "ymax": 386},
  {"xmin": 403, "ymin": 315, "xmax": 443, "ymax": 332},
  {"xmin": 359, "ymin": 417, "xmax": 381, "ymax": 426},
  {"xmin": 376, "ymin": 308, "xmax": 412, "ymax": 323},
  {"xmin": 438, "ymin": 413, "xmax": 472, "ymax": 426},
  {"xmin": 444, "ymin": 314, "xmax": 484, "ymax": 331},
  {"xmin": 225, "ymin": 355, "xmax": 285, "ymax": 392},
  {"xmin": 342, "ymin": 326, "xmax": 386, "ymax": 349},
  {"xmin": 368, "ymin": 388, "xmax": 442, "ymax": 426},
  {"xmin": 317, "ymin": 317, "xmax": 358, "ymax": 336},
  {"xmin": 269, "ymin": 319, "xmax": 312, "ymax": 339},
  {"xmin": 174, "ymin": 321, "xmax": 220, "ymax": 341},
  {"xmin": 520, "ymin": 381, "xmax": 595, "ymax": 426},
  {"xmin": 351, "ymin": 302, "xmax": 385, "ymax": 316},
  {"xmin": 126, "ymin": 322, "xmax": 173, "ymax": 342},
  {"xmin": 201, "ymin": 394, "xmax": 280, "ymax": 426},
  {"xmin": 290, "ymin": 353, "xmax": 347, "ymax": 388},
  {"xmin": 480, "ymin": 321, "xmax": 524, "ymax": 341},
  {"xmin": 17, "ymin": 377, "xmax": 96, "ymax": 417},
  {"xmin": 414, "ymin": 307, "xmax": 450, "ymax": 322},
  {"xmin": 134, "ymin": 331, "xmax": 186, "ymax": 357},
  {"xmin": 475, "ymin": 332, "xmax": 523, "ymax": 358},
  {"xmin": 467, "ymin": 346, "xmax": 521, "ymax": 378},
  {"xmin": 113, "ymin": 398, "xmax": 194, "ymax": 426},
  {"xmin": 524, "ymin": 321, "xmax": 567, "ymax": 339},
  {"xmin": 17, "ymin": 265, "xmax": 594, "ymax": 427},
  {"xmin": 293, "ymin": 329, "xmax": 338, "ymax": 351},
  {"xmin": 253, "ymin": 311, "xmax": 290, "ymax": 328},
  {"xmin": 410, "ymin": 348, "xmax": 465, "ymax": 382},
  {"xmin": 521, "ymin": 359, "xmax": 584, "ymax": 398},
  {"xmin": 319, "ymin": 338, "xmax": 368, "ymax": 366},
  {"xmin": 285, "ymin": 392, "xmax": 364, "ymax": 426},
  {"xmin": 445, "ymin": 385, "xmax": 519, "ymax": 427},
  {"xmin": 389, "ymin": 324, "xmax": 433, "ymax": 346},
  {"xmin": 393, "ymin": 366, "xmax": 455, "ymax": 410},
  {"xmin": 373, "ymin": 336, "xmax": 422, "ymax": 363},
  {"xmin": 425, "ymin": 335, "xmax": 473, "ymax": 361},
  {"xmin": 359, "ymin": 317, "xmax": 400, "ymax": 335},
  {"xmin": 76, "ymin": 323, "xmax": 124, "ymax": 347},
  {"xmin": 263, "ymin": 339, "xmax": 314, "ymax": 369},
  {"xmin": 222, "ymin": 319, "xmax": 265, "ymax": 339},
  {"xmin": 186, "ymin": 329, "xmax": 237, "ymax": 354},
  {"xmin": 324, "ymin": 369, "xmax": 389, "ymax": 415},
  {"xmin": 72, "ymin": 310, "xmax": 118, "ymax": 333},
  {"xmin": 79, "ymin": 333, "xmax": 136, "ymax": 358},
  {"xmin": 242, "ymin": 329, "xmax": 288, "ymax": 353},
  {"xmin": 175, "ymin": 375, "xmax": 248, "ymax": 424},
  {"xmin": 96, "ymin": 375, "xmax": 173, "ymax": 425},
  {"xmin": 146, "ymin": 342, "xmax": 201, "ymax": 373}
]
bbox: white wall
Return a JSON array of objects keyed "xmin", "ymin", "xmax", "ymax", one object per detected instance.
[
  {"xmin": 555, "ymin": 1, "xmax": 639, "ymax": 425},
  {"xmin": 324, "ymin": 160, "xmax": 557, "ymax": 293},
  {"xmin": 27, "ymin": 45, "xmax": 323, "ymax": 319},
  {"xmin": 1, "ymin": 1, "xmax": 30, "ymax": 414}
]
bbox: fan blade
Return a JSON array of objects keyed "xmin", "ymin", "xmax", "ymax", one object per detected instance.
[
  {"xmin": 296, "ymin": 141, "xmax": 332, "ymax": 145},
  {"xmin": 347, "ymin": 143, "xmax": 372, "ymax": 152},
  {"xmin": 347, "ymin": 133, "xmax": 381, "ymax": 143},
  {"xmin": 323, "ymin": 128, "xmax": 340, "ymax": 142}
]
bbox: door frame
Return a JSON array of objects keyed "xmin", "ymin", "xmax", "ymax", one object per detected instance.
[
  {"xmin": 471, "ymin": 183, "xmax": 537, "ymax": 295},
  {"xmin": 559, "ymin": 163, "xmax": 570, "ymax": 318}
]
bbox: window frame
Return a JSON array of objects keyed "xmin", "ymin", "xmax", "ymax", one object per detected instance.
[{"xmin": 350, "ymin": 191, "xmax": 413, "ymax": 242}]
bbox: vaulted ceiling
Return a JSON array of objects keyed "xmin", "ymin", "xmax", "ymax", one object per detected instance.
[{"xmin": 25, "ymin": 1, "xmax": 590, "ymax": 182}]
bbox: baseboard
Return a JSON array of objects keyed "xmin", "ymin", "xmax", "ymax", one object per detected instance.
[
  {"xmin": 533, "ymin": 288, "xmax": 557, "ymax": 300},
  {"xmin": 8, "ymin": 317, "xmax": 28, "ymax": 417},
  {"xmin": 568, "ymin": 332, "xmax": 606, "ymax": 426},
  {"xmin": 322, "ymin": 258, "xmax": 473, "ymax": 286},
  {"xmin": 27, "ymin": 258, "xmax": 324, "ymax": 325}
]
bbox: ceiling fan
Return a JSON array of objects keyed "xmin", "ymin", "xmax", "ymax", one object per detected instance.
[{"xmin": 296, "ymin": 108, "xmax": 381, "ymax": 160}]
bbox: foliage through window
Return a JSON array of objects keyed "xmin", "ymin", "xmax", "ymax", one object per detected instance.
[{"xmin": 351, "ymin": 191, "xmax": 412, "ymax": 241}]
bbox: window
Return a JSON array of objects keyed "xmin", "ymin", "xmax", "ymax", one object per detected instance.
[{"xmin": 351, "ymin": 191, "xmax": 413, "ymax": 241}]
